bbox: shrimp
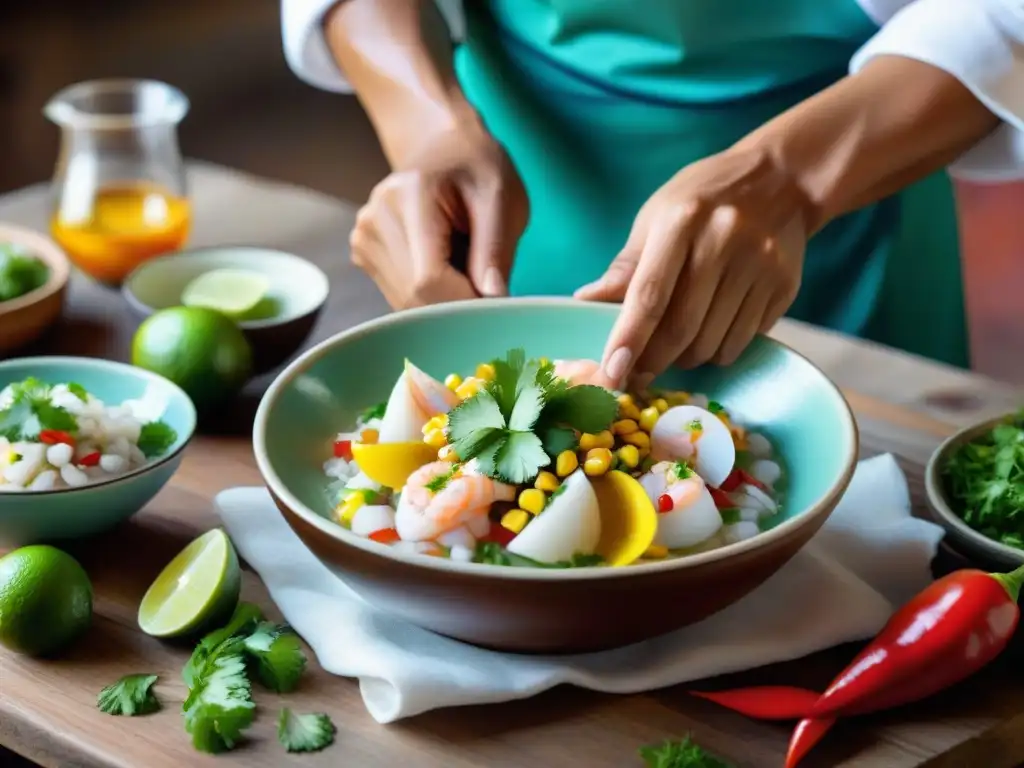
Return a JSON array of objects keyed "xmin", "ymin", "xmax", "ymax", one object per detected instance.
[
  {"xmin": 395, "ymin": 461, "xmax": 516, "ymax": 542},
  {"xmin": 640, "ymin": 461, "xmax": 723, "ymax": 549},
  {"xmin": 551, "ymin": 358, "xmax": 603, "ymax": 386}
]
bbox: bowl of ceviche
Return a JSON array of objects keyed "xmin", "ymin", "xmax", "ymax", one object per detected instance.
[
  {"xmin": 254, "ymin": 298, "xmax": 858, "ymax": 653},
  {"xmin": 0, "ymin": 357, "xmax": 196, "ymax": 546}
]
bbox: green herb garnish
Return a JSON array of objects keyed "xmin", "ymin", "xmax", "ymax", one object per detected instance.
[
  {"xmin": 278, "ymin": 708, "xmax": 336, "ymax": 753},
  {"xmin": 137, "ymin": 420, "xmax": 177, "ymax": 458},
  {"xmin": 67, "ymin": 382, "xmax": 89, "ymax": 402},
  {"xmin": 0, "ymin": 245, "xmax": 49, "ymax": 303},
  {"xmin": 0, "ymin": 377, "xmax": 77, "ymax": 441},
  {"xmin": 472, "ymin": 541, "xmax": 603, "ymax": 569},
  {"xmin": 446, "ymin": 349, "xmax": 617, "ymax": 484},
  {"xmin": 360, "ymin": 401, "xmax": 387, "ymax": 423},
  {"xmin": 639, "ymin": 735, "xmax": 734, "ymax": 768},
  {"xmin": 707, "ymin": 401, "xmax": 725, "ymax": 415},
  {"xmin": 183, "ymin": 652, "xmax": 255, "ymax": 753},
  {"xmin": 425, "ymin": 467, "xmax": 456, "ymax": 493},
  {"xmin": 720, "ymin": 508, "xmax": 741, "ymax": 525},
  {"xmin": 673, "ymin": 462, "xmax": 694, "ymax": 480},
  {"xmin": 942, "ymin": 411, "xmax": 1024, "ymax": 550},
  {"xmin": 96, "ymin": 674, "xmax": 161, "ymax": 716},
  {"xmin": 243, "ymin": 622, "xmax": 308, "ymax": 693},
  {"xmin": 544, "ymin": 483, "xmax": 568, "ymax": 508},
  {"xmin": 686, "ymin": 419, "xmax": 703, "ymax": 432}
]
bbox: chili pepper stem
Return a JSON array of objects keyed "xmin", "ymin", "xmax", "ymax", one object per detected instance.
[{"xmin": 991, "ymin": 563, "xmax": 1024, "ymax": 602}]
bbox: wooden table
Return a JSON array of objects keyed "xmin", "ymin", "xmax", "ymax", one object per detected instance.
[{"xmin": 1, "ymin": 162, "xmax": 1023, "ymax": 768}]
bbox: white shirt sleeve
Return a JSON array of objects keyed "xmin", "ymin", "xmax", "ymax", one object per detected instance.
[
  {"xmin": 853, "ymin": 0, "xmax": 1024, "ymax": 181},
  {"xmin": 280, "ymin": 0, "xmax": 465, "ymax": 94}
]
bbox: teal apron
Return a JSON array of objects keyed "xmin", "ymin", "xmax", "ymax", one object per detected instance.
[{"xmin": 453, "ymin": 0, "xmax": 969, "ymax": 368}]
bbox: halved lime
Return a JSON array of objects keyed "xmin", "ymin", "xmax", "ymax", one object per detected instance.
[
  {"xmin": 181, "ymin": 268, "xmax": 271, "ymax": 318},
  {"xmin": 138, "ymin": 528, "xmax": 241, "ymax": 638}
]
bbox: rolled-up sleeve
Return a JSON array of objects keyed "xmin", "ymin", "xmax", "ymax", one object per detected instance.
[
  {"xmin": 852, "ymin": 0, "xmax": 1024, "ymax": 182},
  {"xmin": 281, "ymin": 0, "xmax": 466, "ymax": 94}
]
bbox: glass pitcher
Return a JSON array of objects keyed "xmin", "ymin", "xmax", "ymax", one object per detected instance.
[{"xmin": 44, "ymin": 79, "xmax": 191, "ymax": 286}]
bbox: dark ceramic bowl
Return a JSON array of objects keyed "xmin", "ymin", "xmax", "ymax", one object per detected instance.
[
  {"xmin": 925, "ymin": 413, "xmax": 1024, "ymax": 570},
  {"xmin": 253, "ymin": 298, "xmax": 859, "ymax": 653},
  {"xmin": 123, "ymin": 246, "xmax": 329, "ymax": 374}
]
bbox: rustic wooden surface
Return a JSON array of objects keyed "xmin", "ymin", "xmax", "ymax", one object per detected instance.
[{"xmin": 1, "ymin": 163, "xmax": 1023, "ymax": 768}]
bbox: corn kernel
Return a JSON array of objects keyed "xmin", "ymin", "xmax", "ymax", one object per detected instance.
[
  {"xmin": 555, "ymin": 450, "xmax": 579, "ymax": 477},
  {"xmin": 638, "ymin": 407, "xmax": 660, "ymax": 432},
  {"xmin": 617, "ymin": 394, "xmax": 642, "ymax": 421},
  {"xmin": 652, "ymin": 398, "xmax": 669, "ymax": 413},
  {"xmin": 360, "ymin": 428, "xmax": 379, "ymax": 444},
  {"xmin": 438, "ymin": 445, "xmax": 459, "ymax": 461},
  {"xmin": 421, "ymin": 415, "xmax": 445, "ymax": 435},
  {"xmin": 518, "ymin": 488, "xmax": 546, "ymax": 515},
  {"xmin": 667, "ymin": 390, "xmax": 690, "ymax": 405},
  {"xmin": 638, "ymin": 445, "xmax": 651, "ymax": 460},
  {"xmin": 501, "ymin": 509, "xmax": 531, "ymax": 534},
  {"xmin": 612, "ymin": 418, "xmax": 639, "ymax": 436},
  {"xmin": 644, "ymin": 544, "xmax": 669, "ymax": 559},
  {"xmin": 616, "ymin": 444, "xmax": 640, "ymax": 469},
  {"xmin": 583, "ymin": 448, "xmax": 613, "ymax": 476},
  {"xmin": 578, "ymin": 433, "xmax": 598, "ymax": 451},
  {"xmin": 534, "ymin": 471, "xmax": 560, "ymax": 492},
  {"xmin": 623, "ymin": 431, "xmax": 651, "ymax": 450},
  {"xmin": 423, "ymin": 428, "xmax": 447, "ymax": 448},
  {"xmin": 455, "ymin": 377, "xmax": 482, "ymax": 399},
  {"xmin": 475, "ymin": 363, "xmax": 496, "ymax": 381},
  {"xmin": 444, "ymin": 373, "xmax": 462, "ymax": 390},
  {"xmin": 596, "ymin": 430, "xmax": 615, "ymax": 449}
]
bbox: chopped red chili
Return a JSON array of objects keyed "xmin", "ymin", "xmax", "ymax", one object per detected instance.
[
  {"xmin": 708, "ymin": 486, "xmax": 734, "ymax": 509},
  {"xmin": 333, "ymin": 439, "xmax": 353, "ymax": 460},
  {"xmin": 657, "ymin": 494, "xmax": 673, "ymax": 513},
  {"xmin": 78, "ymin": 452, "xmax": 101, "ymax": 467},
  {"xmin": 482, "ymin": 522, "xmax": 516, "ymax": 547},
  {"xmin": 38, "ymin": 429, "xmax": 75, "ymax": 446},
  {"xmin": 368, "ymin": 528, "xmax": 400, "ymax": 544},
  {"xmin": 720, "ymin": 468, "xmax": 767, "ymax": 493}
]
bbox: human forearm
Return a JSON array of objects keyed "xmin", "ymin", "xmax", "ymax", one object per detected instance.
[
  {"xmin": 737, "ymin": 55, "xmax": 1001, "ymax": 234},
  {"xmin": 323, "ymin": 0, "xmax": 483, "ymax": 167}
]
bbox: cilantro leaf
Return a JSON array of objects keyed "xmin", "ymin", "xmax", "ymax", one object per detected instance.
[
  {"xmin": 137, "ymin": 420, "xmax": 177, "ymax": 458},
  {"xmin": 507, "ymin": 382, "xmax": 544, "ymax": 431},
  {"xmin": 639, "ymin": 736, "xmax": 734, "ymax": 768},
  {"xmin": 446, "ymin": 389, "xmax": 506, "ymax": 459},
  {"xmin": 183, "ymin": 602, "xmax": 265, "ymax": 687},
  {"xmin": 543, "ymin": 384, "xmax": 618, "ymax": 435},
  {"xmin": 539, "ymin": 425, "xmax": 577, "ymax": 457},
  {"xmin": 360, "ymin": 400, "xmax": 387, "ymax": 423},
  {"xmin": 243, "ymin": 622, "xmax": 307, "ymax": 693},
  {"xmin": 0, "ymin": 249, "xmax": 49, "ymax": 302},
  {"xmin": 493, "ymin": 431, "xmax": 550, "ymax": 484},
  {"xmin": 277, "ymin": 708, "xmax": 336, "ymax": 753},
  {"xmin": 0, "ymin": 380, "xmax": 77, "ymax": 441},
  {"xmin": 488, "ymin": 348, "xmax": 527, "ymax": 418},
  {"xmin": 183, "ymin": 653, "xmax": 255, "ymax": 754},
  {"xmin": 97, "ymin": 674, "xmax": 161, "ymax": 716},
  {"xmin": 67, "ymin": 382, "xmax": 89, "ymax": 402}
]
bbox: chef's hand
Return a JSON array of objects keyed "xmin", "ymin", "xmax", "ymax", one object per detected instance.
[
  {"xmin": 350, "ymin": 123, "xmax": 529, "ymax": 310},
  {"xmin": 575, "ymin": 147, "xmax": 811, "ymax": 389}
]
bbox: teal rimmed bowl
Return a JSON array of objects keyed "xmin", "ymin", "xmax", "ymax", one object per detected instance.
[
  {"xmin": 0, "ymin": 357, "xmax": 196, "ymax": 547},
  {"xmin": 254, "ymin": 298, "xmax": 858, "ymax": 653}
]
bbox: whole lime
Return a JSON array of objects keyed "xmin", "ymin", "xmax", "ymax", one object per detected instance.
[
  {"xmin": 132, "ymin": 306, "xmax": 253, "ymax": 413},
  {"xmin": 0, "ymin": 545, "xmax": 93, "ymax": 657}
]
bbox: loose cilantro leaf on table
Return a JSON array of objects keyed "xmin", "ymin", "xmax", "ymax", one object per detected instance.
[
  {"xmin": 96, "ymin": 674, "xmax": 161, "ymax": 716},
  {"xmin": 0, "ymin": 377, "xmax": 77, "ymax": 441},
  {"xmin": 244, "ymin": 622, "xmax": 308, "ymax": 693},
  {"xmin": 183, "ymin": 653, "xmax": 256, "ymax": 754},
  {"xmin": 942, "ymin": 410, "xmax": 1024, "ymax": 550},
  {"xmin": 278, "ymin": 708, "xmax": 336, "ymax": 753},
  {"xmin": 639, "ymin": 736, "xmax": 734, "ymax": 768},
  {"xmin": 137, "ymin": 420, "xmax": 178, "ymax": 458},
  {"xmin": 183, "ymin": 602, "xmax": 265, "ymax": 687}
]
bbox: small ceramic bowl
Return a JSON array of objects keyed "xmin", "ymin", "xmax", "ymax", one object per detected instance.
[
  {"xmin": 925, "ymin": 413, "xmax": 1024, "ymax": 570},
  {"xmin": 254, "ymin": 298, "xmax": 859, "ymax": 653},
  {"xmin": 123, "ymin": 247, "xmax": 329, "ymax": 374},
  {"xmin": 0, "ymin": 356, "xmax": 196, "ymax": 547},
  {"xmin": 0, "ymin": 223, "xmax": 70, "ymax": 356}
]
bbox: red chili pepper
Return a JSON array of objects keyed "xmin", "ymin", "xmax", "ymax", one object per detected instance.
[
  {"xmin": 38, "ymin": 429, "xmax": 75, "ymax": 446},
  {"xmin": 708, "ymin": 486, "xmax": 734, "ymax": 509},
  {"xmin": 368, "ymin": 528, "xmax": 400, "ymax": 544},
  {"xmin": 690, "ymin": 686, "xmax": 819, "ymax": 720},
  {"xmin": 657, "ymin": 494, "xmax": 674, "ymax": 513},
  {"xmin": 78, "ymin": 452, "xmax": 101, "ymax": 467},
  {"xmin": 333, "ymin": 439, "xmax": 353, "ymax": 460},
  {"xmin": 482, "ymin": 522, "xmax": 516, "ymax": 547},
  {"xmin": 720, "ymin": 468, "xmax": 768, "ymax": 493},
  {"xmin": 785, "ymin": 718, "xmax": 836, "ymax": 768},
  {"xmin": 809, "ymin": 564, "xmax": 1024, "ymax": 720}
]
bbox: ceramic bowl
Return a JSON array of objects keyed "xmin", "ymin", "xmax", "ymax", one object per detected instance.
[
  {"xmin": 123, "ymin": 247, "xmax": 329, "ymax": 374},
  {"xmin": 254, "ymin": 298, "xmax": 859, "ymax": 653},
  {"xmin": 0, "ymin": 224, "xmax": 70, "ymax": 356},
  {"xmin": 0, "ymin": 356, "xmax": 196, "ymax": 547},
  {"xmin": 925, "ymin": 413, "xmax": 1024, "ymax": 570}
]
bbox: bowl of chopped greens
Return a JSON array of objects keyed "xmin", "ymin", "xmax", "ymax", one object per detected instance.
[
  {"xmin": 0, "ymin": 356, "xmax": 196, "ymax": 546},
  {"xmin": 926, "ymin": 410, "xmax": 1024, "ymax": 569},
  {"xmin": 0, "ymin": 223, "xmax": 70, "ymax": 355}
]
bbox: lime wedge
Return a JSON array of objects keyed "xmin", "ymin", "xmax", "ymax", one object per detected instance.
[
  {"xmin": 138, "ymin": 528, "xmax": 241, "ymax": 638},
  {"xmin": 181, "ymin": 268, "xmax": 271, "ymax": 318}
]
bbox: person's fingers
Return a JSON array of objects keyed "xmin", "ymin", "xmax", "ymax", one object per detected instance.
[
  {"xmin": 712, "ymin": 282, "xmax": 773, "ymax": 366},
  {"xmin": 590, "ymin": 208, "xmax": 694, "ymax": 389},
  {"xmin": 404, "ymin": 187, "xmax": 478, "ymax": 307},
  {"xmin": 573, "ymin": 245, "xmax": 641, "ymax": 303},
  {"xmin": 465, "ymin": 185, "xmax": 526, "ymax": 297},
  {"xmin": 674, "ymin": 271, "xmax": 753, "ymax": 369}
]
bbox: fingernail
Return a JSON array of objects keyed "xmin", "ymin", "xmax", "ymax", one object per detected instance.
[
  {"xmin": 604, "ymin": 346, "xmax": 632, "ymax": 386},
  {"xmin": 483, "ymin": 268, "xmax": 506, "ymax": 297}
]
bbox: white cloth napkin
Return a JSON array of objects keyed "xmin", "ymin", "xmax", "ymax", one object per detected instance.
[{"xmin": 215, "ymin": 454, "xmax": 944, "ymax": 724}]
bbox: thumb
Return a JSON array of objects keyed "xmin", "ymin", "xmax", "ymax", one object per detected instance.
[
  {"xmin": 465, "ymin": 189, "xmax": 524, "ymax": 297},
  {"xmin": 573, "ymin": 245, "xmax": 641, "ymax": 302}
]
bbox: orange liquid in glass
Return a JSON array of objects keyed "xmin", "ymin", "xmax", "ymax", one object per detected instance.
[{"xmin": 50, "ymin": 184, "xmax": 191, "ymax": 285}]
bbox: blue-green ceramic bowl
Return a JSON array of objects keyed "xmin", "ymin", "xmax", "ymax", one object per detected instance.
[
  {"xmin": 255, "ymin": 298, "xmax": 858, "ymax": 653},
  {"xmin": 0, "ymin": 357, "xmax": 196, "ymax": 547}
]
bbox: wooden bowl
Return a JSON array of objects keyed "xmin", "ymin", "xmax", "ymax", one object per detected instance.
[
  {"xmin": 253, "ymin": 298, "xmax": 860, "ymax": 654},
  {"xmin": 925, "ymin": 413, "xmax": 1024, "ymax": 570},
  {"xmin": 0, "ymin": 224, "xmax": 70, "ymax": 356}
]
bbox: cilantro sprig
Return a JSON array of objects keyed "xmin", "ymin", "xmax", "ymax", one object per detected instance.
[
  {"xmin": 278, "ymin": 708, "xmax": 336, "ymax": 753},
  {"xmin": 0, "ymin": 377, "xmax": 78, "ymax": 441},
  {"xmin": 446, "ymin": 349, "xmax": 618, "ymax": 484},
  {"xmin": 942, "ymin": 410, "xmax": 1024, "ymax": 550},
  {"xmin": 639, "ymin": 735, "xmax": 734, "ymax": 768},
  {"xmin": 96, "ymin": 674, "xmax": 161, "ymax": 716}
]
